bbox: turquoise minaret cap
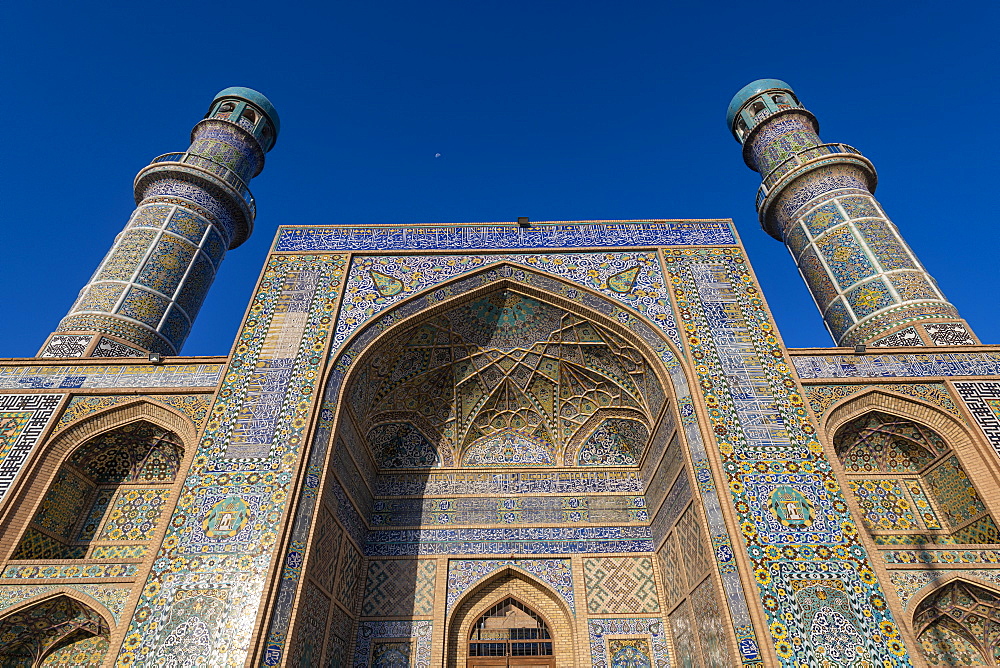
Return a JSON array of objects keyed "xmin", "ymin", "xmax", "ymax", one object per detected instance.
[
  {"xmin": 210, "ymin": 86, "xmax": 281, "ymax": 139},
  {"xmin": 726, "ymin": 79, "xmax": 793, "ymax": 134}
]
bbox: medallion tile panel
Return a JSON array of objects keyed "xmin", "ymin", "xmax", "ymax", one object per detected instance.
[
  {"xmin": 354, "ymin": 620, "xmax": 432, "ymax": 668},
  {"xmin": 588, "ymin": 618, "xmax": 671, "ymax": 668}
]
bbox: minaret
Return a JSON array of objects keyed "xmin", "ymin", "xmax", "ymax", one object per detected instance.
[
  {"xmin": 727, "ymin": 79, "xmax": 975, "ymax": 347},
  {"xmin": 39, "ymin": 87, "xmax": 279, "ymax": 358}
]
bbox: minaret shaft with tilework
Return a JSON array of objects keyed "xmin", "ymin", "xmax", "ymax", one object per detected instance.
[
  {"xmin": 39, "ymin": 87, "xmax": 279, "ymax": 358},
  {"xmin": 728, "ymin": 79, "xmax": 975, "ymax": 347}
]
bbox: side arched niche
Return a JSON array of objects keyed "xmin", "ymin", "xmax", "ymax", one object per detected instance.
[
  {"xmin": 825, "ymin": 390, "xmax": 1000, "ymax": 546},
  {"xmin": 0, "ymin": 400, "xmax": 196, "ymax": 562},
  {"xmin": 0, "ymin": 593, "xmax": 112, "ymax": 667},
  {"xmin": 912, "ymin": 578, "xmax": 1000, "ymax": 665},
  {"xmin": 447, "ymin": 568, "xmax": 575, "ymax": 668}
]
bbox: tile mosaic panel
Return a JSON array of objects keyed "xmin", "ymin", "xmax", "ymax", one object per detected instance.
[
  {"xmin": 55, "ymin": 393, "xmax": 212, "ymax": 431},
  {"xmin": 332, "ymin": 251, "xmax": 680, "ymax": 354},
  {"xmin": 96, "ymin": 487, "xmax": 170, "ymax": 541},
  {"xmin": 40, "ymin": 335, "xmax": 92, "ymax": 358},
  {"xmin": 276, "ymin": 220, "xmax": 736, "ymax": 252},
  {"xmin": 805, "ymin": 382, "xmax": 959, "ymax": 420},
  {"xmin": 446, "ymin": 559, "xmax": 574, "ymax": 612},
  {"xmin": 0, "ymin": 364, "xmax": 222, "ymax": 389},
  {"xmin": 0, "ymin": 394, "xmax": 62, "ymax": 503},
  {"xmin": 813, "ymin": 225, "xmax": 875, "ymax": 290},
  {"xmin": 954, "ymin": 381, "xmax": 1000, "ymax": 457},
  {"xmin": 584, "ymin": 557, "xmax": 659, "ymax": 614},
  {"xmin": 663, "ymin": 248, "xmax": 909, "ymax": 666},
  {"xmin": 793, "ymin": 352, "xmax": 1000, "ymax": 379},
  {"xmin": 889, "ymin": 569, "xmax": 1000, "ymax": 610},
  {"xmin": 690, "ymin": 576, "xmax": 737, "ymax": 667},
  {"xmin": 361, "ymin": 559, "xmax": 436, "ymax": 617},
  {"xmin": 588, "ymin": 618, "xmax": 671, "ymax": 668},
  {"xmin": 119, "ymin": 254, "xmax": 345, "ymax": 668},
  {"xmin": 354, "ymin": 620, "xmax": 432, "ymax": 668},
  {"xmin": 0, "ymin": 584, "xmax": 132, "ymax": 623}
]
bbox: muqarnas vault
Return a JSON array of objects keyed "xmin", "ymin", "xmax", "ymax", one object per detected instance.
[{"xmin": 0, "ymin": 80, "xmax": 997, "ymax": 668}]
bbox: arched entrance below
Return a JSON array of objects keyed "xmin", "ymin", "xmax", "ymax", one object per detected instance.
[{"xmin": 448, "ymin": 570, "xmax": 575, "ymax": 668}]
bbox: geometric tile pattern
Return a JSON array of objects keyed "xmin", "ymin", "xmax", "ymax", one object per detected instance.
[
  {"xmin": 0, "ymin": 394, "xmax": 62, "ymax": 504},
  {"xmin": 954, "ymin": 381, "xmax": 1000, "ymax": 458},
  {"xmin": 361, "ymin": 560, "xmax": 436, "ymax": 617},
  {"xmin": 848, "ymin": 479, "xmax": 919, "ymax": 531},
  {"xmin": 584, "ymin": 557, "xmax": 660, "ymax": 614},
  {"xmin": 354, "ymin": 620, "xmax": 433, "ymax": 668},
  {"xmin": 923, "ymin": 322, "xmax": 975, "ymax": 346},
  {"xmin": 39, "ymin": 334, "xmax": 92, "ymax": 358},
  {"xmin": 870, "ymin": 326, "xmax": 922, "ymax": 347},
  {"xmin": 96, "ymin": 487, "xmax": 170, "ymax": 541},
  {"xmin": 276, "ymin": 220, "xmax": 736, "ymax": 251},
  {"xmin": 588, "ymin": 618, "xmax": 670, "ymax": 668},
  {"xmin": 337, "ymin": 540, "xmax": 364, "ymax": 612},
  {"xmin": 689, "ymin": 576, "xmax": 737, "ymax": 667},
  {"xmin": 446, "ymin": 559, "xmax": 574, "ymax": 612}
]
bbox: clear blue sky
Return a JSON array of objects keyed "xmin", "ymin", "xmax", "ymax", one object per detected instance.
[{"xmin": 1, "ymin": 1, "xmax": 997, "ymax": 357}]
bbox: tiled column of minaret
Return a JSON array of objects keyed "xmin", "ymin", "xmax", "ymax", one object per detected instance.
[
  {"xmin": 728, "ymin": 79, "xmax": 976, "ymax": 347},
  {"xmin": 39, "ymin": 87, "xmax": 279, "ymax": 358}
]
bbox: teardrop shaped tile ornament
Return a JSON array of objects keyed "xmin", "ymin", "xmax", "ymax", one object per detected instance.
[
  {"xmin": 369, "ymin": 270, "xmax": 404, "ymax": 297},
  {"xmin": 607, "ymin": 265, "xmax": 640, "ymax": 293}
]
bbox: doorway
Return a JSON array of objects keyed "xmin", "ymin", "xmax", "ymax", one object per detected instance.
[{"xmin": 467, "ymin": 598, "xmax": 556, "ymax": 668}]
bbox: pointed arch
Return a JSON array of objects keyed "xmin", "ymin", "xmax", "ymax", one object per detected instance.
[
  {"xmin": 332, "ymin": 268, "xmax": 677, "ymax": 472},
  {"xmin": 446, "ymin": 567, "xmax": 575, "ymax": 668},
  {"xmin": 822, "ymin": 389, "xmax": 1000, "ymax": 546},
  {"xmin": 911, "ymin": 577, "xmax": 1000, "ymax": 665},
  {"xmin": 0, "ymin": 399, "xmax": 196, "ymax": 562},
  {"xmin": 0, "ymin": 593, "xmax": 112, "ymax": 667}
]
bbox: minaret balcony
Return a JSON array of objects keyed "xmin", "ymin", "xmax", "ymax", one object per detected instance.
[{"xmin": 135, "ymin": 152, "xmax": 256, "ymax": 221}]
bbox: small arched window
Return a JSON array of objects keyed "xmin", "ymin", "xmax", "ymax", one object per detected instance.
[
  {"xmin": 215, "ymin": 101, "xmax": 236, "ymax": 119},
  {"xmin": 12, "ymin": 421, "xmax": 183, "ymax": 560},
  {"xmin": 241, "ymin": 106, "xmax": 258, "ymax": 125},
  {"xmin": 834, "ymin": 411, "xmax": 999, "ymax": 545},
  {"xmin": 914, "ymin": 580, "xmax": 1000, "ymax": 665},
  {"xmin": 469, "ymin": 598, "xmax": 553, "ymax": 658}
]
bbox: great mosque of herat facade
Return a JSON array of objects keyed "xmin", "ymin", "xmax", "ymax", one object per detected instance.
[{"xmin": 0, "ymin": 80, "xmax": 998, "ymax": 667}]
